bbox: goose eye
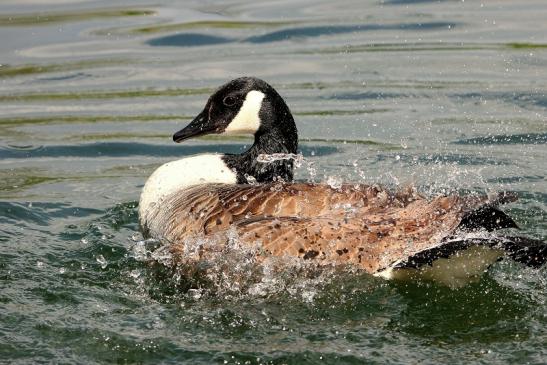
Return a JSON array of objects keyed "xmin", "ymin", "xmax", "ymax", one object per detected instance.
[{"xmin": 223, "ymin": 96, "xmax": 237, "ymax": 107}]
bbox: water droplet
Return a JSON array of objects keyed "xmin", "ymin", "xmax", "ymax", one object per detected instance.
[
  {"xmin": 129, "ymin": 269, "xmax": 141, "ymax": 279},
  {"xmin": 188, "ymin": 288, "xmax": 202, "ymax": 300},
  {"xmin": 326, "ymin": 176, "xmax": 343, "ymax": 189},
  {"xmin": 256, "ymin": 153, "xmax": 303, "ymax": 165},
  {"xmin": 96, "ymin": 254, "xmax": 108, "ymax": 269}
]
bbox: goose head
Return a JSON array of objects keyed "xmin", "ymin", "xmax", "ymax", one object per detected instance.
[
  {"xmin": 172, "ymin": 77, "xmax": 299, "ymax": 184},
  {"xmin": 173, "ymin": 77, "xmax": 298, "ymax": 155}
]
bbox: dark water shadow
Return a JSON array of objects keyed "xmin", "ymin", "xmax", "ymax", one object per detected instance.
[
  {"xmin": 0, "ymin": 142, "xmax": 337, "ymax": 159},
  {"xmin": 375, "ymin": 153, "xmax": 511, "ymax": 166},
  {"xmin": 34, "ymin": 72, "xmax": 92, "ymax": 83},
  {"xmin": 389, "ymin": 277, "xmax": 531, "ymax": 343},
  {"xmin": 453, "ymin": 133, "xmax": 547, "ymax": 145},
  {"xmin": 244, "ymin": 22, "xmax": 457, "ymax": 43},
  {"xmin": 146, "ymin": 22, "xmax": 457, "ymax": 47},
  {"xmin": 384, "ymin": 0, "xmax": 458, "ymax": 4},
  {"xmin": 325, "ymin": 91, "xmax": 410, "ymax": 101},
  {"xmin": 485, "ymin": 175, "xmax": 545, "ymax": 184},
  {"xmin": 146, "ymin": 33, "xmax": 233, "ymax": 47},
  {"xmin": 451, "ymin": 92, "xmax": 547, "ymax": 110},
  {"xmin": 0, "ymin": 201, "xmax": 102, "ymax": 227}
]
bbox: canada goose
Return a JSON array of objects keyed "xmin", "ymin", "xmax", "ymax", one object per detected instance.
[{"xmin": 139, "ymin": 77, "xmax": 546, "ymax": 287}]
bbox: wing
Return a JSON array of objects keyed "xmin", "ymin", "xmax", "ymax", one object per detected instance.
[
  {"xmin": 231, "ymin": 193, "xmax": 465, "ymax": 273},
  {"xmin": 145, "ymin": 182, "xmax": 488, "ymax": 273},
  {"xmin": 145, "ymin": 182, "xmax": 406, "ymax": 242}
]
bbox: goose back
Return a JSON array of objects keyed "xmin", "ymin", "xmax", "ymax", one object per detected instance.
[{"xmin": 143, "ymin": 183, "xmax": 490, "ymax": 274}]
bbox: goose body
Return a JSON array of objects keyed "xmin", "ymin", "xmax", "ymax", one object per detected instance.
[{"xmin": 139, "ymin": 77, "xmax": 546, "ymax": 287}]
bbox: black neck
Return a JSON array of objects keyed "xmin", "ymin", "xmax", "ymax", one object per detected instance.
[{"xmin": 222, "ymin": 104, "xmax": 298, "ymax": 184}]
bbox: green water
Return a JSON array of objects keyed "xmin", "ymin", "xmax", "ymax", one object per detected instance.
[{"xmin": 1, "ymin": 0, "xmax": 546, "ymax": 363}]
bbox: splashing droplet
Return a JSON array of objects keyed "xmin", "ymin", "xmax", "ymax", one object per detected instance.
[
  {"xmin": 96, "ymin": 254, "xmax": 107, "ymax": 269},
  {"xmin": 326, "ymin": 176, "xmax": 343, "ymax": 189},
  {"xmin": 257, "ymin": 153, "xmax": 303, "ymax": 167}
]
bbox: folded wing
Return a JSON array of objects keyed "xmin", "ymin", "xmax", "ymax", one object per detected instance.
[{"xmin": 143, "ymin": 183, "xmax": 514, "ymax": 273}]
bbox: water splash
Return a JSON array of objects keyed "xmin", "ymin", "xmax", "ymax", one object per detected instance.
[
  {"xmin": 130, "ymin": 229, "xmax": 351, "ymax": 302},
  {"xmin": 326, "ymin": 175, "xmax": 343, "ymax": 189},
  {"xmin": 257, "ymin": 153, "xmax": 323, "ymax": 183},
  {"xmin": 96, "ymin": 254, "xmax": 108, "ymax": 269},
  {"xmin": 257, "ymin": 153, "xmax": 303, "ymax": 167}
]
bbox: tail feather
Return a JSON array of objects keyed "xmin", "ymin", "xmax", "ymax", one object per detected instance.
[
  {"xmin": 497, "ymin": 235, "xmax": 547, "ymax": 268},
  {"xmin": 389, "ymin": 191, "xmax": 545, "ymax": 287},
  {"xmin": 452, "ymin": 190, "xmax": 546, "ymax": 267},
  {"xmin": 458, "ymin": 191, "xmax": 520, "ymax": 232},
  {"xmin": 459, "ymin": 206, "xmax": 519, "ymax": 232}
]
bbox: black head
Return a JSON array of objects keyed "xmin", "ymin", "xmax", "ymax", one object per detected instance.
[
  {"xmin": 173, "ymin": 77, "xmax": 298, "ymax": 184},
  {"xmin": 173, "ymin": 77, "xmax": 298, "ymax": 153}
]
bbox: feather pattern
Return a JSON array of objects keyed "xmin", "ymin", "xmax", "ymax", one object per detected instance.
[
  {"xmin": 140, "ymin": 77, "xmax": 546, "ymax": 284},
  {"xmin": 142, "ymin": 182, "xmax": 496, "ymax": 274}
]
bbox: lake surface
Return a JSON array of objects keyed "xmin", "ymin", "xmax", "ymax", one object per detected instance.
[{"xmin": 1, "ymin": 0, "xmax": 546, "ymax": 363}]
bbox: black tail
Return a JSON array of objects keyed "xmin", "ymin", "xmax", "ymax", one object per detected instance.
[
  {"xmin": 459, "ymin": 206, "xmax": 519, "ymax": 232},
  {"xmin": 396, "ymin": 235, "xmax": 547, "ymax": 269},
  {"xmin": 496, "ymin": 235, "xmax": 547, "ymax": 268},
  {"xmin": 393, "ymin": 191, "xmax": 545, "ymax": 276},
  {"xmin": 454, "ymin": 192, "xmax": 546, "ymax": 267}
]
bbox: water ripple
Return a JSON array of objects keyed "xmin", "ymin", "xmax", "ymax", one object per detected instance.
[
  {"xmin": 0, "ymin": 142, "xmax": 338, "ymax": 159},
  {"xmin": 453, "ymin": 133, "xmax": 547, "ymax": 145},
  {"xmin": 245, "ymin": 22, "xmax": 457, "ymax": 43},
  {"xmin": 146, "ymin": 33, "xmax": 233, "ymax": 47},
  {"xmin": 146, "ymin": 22, "xmax": 457, "ymax": 47},
  {"xmin": 0, "ymin": 202, "xmax": 102, "ymax": 226}
]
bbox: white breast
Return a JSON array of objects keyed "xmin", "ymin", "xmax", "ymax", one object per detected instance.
[{"xmin": 139, "ymin": 154, "xmax": 237, "ymax": 227}]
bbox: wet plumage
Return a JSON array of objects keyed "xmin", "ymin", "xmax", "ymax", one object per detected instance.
[
  {"xmin": 139, "ymin": 77, "xmax": 546, "ymax": 285},
  {"xmin": 143, "ymin": 182, "xmax": 542, "ymax": 276}
]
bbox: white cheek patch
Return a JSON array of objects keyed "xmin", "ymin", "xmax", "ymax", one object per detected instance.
[{"xmin": 224, "ymin": 90, "xmax": 265, "ymax": 134}]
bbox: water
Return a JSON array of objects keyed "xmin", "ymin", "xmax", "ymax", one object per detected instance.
[{"xmin": 1, "ymin": 0, "xmax": 546, "ymax": 363}]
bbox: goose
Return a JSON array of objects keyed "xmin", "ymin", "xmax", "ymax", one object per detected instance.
[{"xmin": 139, "ymin": 77, "xmax": 546, "ymax": 287}]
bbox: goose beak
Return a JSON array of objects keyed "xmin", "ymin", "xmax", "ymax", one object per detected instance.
[{"xmin": 173, "ymin": 111, "xmax": 219, "ymax": 143}]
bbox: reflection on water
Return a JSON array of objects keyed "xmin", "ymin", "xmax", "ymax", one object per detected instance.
[
  {"xmin": 147, "ymin": 33, "xmax": 233, "ymax": 47},
  {"xmin": 146, "ymin": 22, "xmax": 458, "ymax": 47},
  {"xmin": 0, "ymin": 0, "xmax": 546, "ymax": 363}
]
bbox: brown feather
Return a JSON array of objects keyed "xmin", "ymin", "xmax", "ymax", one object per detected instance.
[{"xmin": 143, "ymin": 183, "xmax": 490, "ymax": 273}]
